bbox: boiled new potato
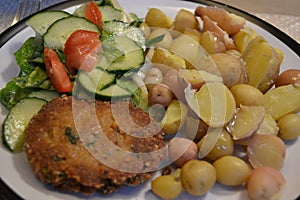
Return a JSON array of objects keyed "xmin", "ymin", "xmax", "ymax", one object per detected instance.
[
  {"xmin": 163, "ymin": 69, "xmax": 187, "ymax": 101},
  {"xmin": 213, "ymin": 156, "xmax": 251, "ymax": 186},
  {"xmin": 148, "ymin": 83, "xmax": 173, "ymax": 107},
  {"xmin": 182, "ymin": 115, "xmax": 208, "ymax": 141},
  {"xmin": 195, "ymin": 53, "xmax": 247, "ymax": 88},
  {"xmin": 234, "ymin": 26, "xmax": 258, "ymax": 52},
  {"xmin": 256, "ymin": 113, "xmax": 279, "ymax": 136},
  {"xmin": 185, "ymin": 82, "xmax": 236, "ymax": 127},
  {"xmin": 201, "ymin": 15, "xmax": 236, "ymax": 50},
  {"xmin": 230, "ymin": 84, "xmax": 265, "ymax": 106},
  {"xmin": 168, "ymin": 137, "xmax": 198, "ymax": 167},
  {"xmin": 169, "ymin": 34, "xmax": 208, "ymax": 69},
  {"xmin": 173, "ymin": 9, "xmax": 200, "ymax": 33},
  {"xmin": 147, "ymin": 28, "xmax": 174, "ymax": 49},
  {"xmin": 161, "ymin": 100, "xmax": 188, "ymax": 134},
  {"xmin": 247, "ymin": 166, "xmax": 285, "ymax": 200},
  {"xmin": 178, "ymin": 69, "xmax": 222, "ymax": 90},
  {"xmin": 151, "ymin": 175, "xmax": 182, "ymax": 199},
  {"xmin": 247, "ymin": 134, "xmax": 286, "ymax": 170},
  {"xmin": 198, "ymin": 129, "xmax": 234, "ymax": 161},
  {"xmin": 278, "ymin": 114, "xmax": 300, "ymax": 140},
  {"xmin": 264, "ymin": 84, "xmax": 300, "ymax": 120},
  {"xmin": 183, "ymin": 28, "xmax": 201, "ymax": 43},
  {"xmin": 181, "ymin": 160, "xmax": 216, "ymax": 196},
  {"xmin": 200, "ymin": 31, "xmax": 226, "ymax": 54},
  {"xmin": 151, "ymin": 48, "xmax": 186, "ymax": 70},
  {"xmin": 226, "ymin": 105, "xmax": 265, "ymax": 140},
  {"xmin": 242, "ymin": 36, "xmax": 283, "ymax": 93},
  {"xmin": 210, "ymin": 53, "xmax": 247, "ymax": 88},
  {"xmin": 145, "ymin": 8, "xmax": 173, "ymax": 28},
  {"xmin": 195, "ymin": 6, "xmax": 246, "ymax": 35}
]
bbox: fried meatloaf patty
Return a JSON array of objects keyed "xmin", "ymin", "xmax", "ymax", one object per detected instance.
[{"xmin": 24, "ymin": 96, "xmax": 166, "ymax": 195}]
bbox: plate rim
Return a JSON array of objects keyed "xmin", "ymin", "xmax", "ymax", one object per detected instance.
[
  {"xmin": 0, "ymin": 0, "xmax": 299, "ymax": 199},
  {"xmin": 0, "ymin": 0, "xmax": 299, "ymax": 56}
]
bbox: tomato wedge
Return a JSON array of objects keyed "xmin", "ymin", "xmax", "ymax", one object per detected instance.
[
  {"xmin": 64, "ymin": 30, "xmax": 102, "ymax": 72},
  {"xmin": 44, "ymin": 47, "xmax": 73, "ymax": 93},
  {"xmin": 85, "ymin": 1, "xmax": 102, "ymax": 30}
]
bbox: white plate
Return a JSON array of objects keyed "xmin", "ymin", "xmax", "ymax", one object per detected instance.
[{"xmin": 0, "ymin": 0, "xmax": 299, "ymax": 199}]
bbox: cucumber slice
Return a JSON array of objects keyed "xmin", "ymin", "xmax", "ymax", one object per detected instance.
[
  {"xmin": 28, "ymin": 90, "xmax": 60, "ymax": 101},
  {"xmin": 77, "ymin": 67, "xmax": 116, "ymax": 95},
  {"xmin": 106, "ymin": 36, "xmax": 144, "ymax": 73},
  {"xmin": 73, "ymin": 5, "xmax": 122, "ymax": 22},
  {"xmin": 2, "ymin": 98, "xmax": 47, "ymax": 153},
  {"xmin": 26, "ymin": 11, "xmax": 70, "ymax": 36},
  {"xmin": 43, "ymin": 16, "xmax": 100, "ymax": 50},
  {"xmin": 102, "ymin": 20, "xmax": 146, "ymax": 49},
  {"xmin": 97, "ymin": 84, "xmax": 131, "ymax": 101}
]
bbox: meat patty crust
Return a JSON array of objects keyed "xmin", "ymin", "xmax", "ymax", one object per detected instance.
[{"xmin": 24, "ymin": 96, "xmax": 166, "ymax": 195}]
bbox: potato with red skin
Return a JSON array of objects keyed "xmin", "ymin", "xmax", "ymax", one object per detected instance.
[
  {"xmin": 163, "ymin": 69, "xmax": 187, "ymax": 102},
  {"xmin": 201, "ymin": 15, "xmax": 236, "ymax": 50},
  {"xmin": 247, "ymin": 134, "xmax": 286, "ymax": 170},
  {"xmin": 168, "ymin": 137, "xmax": 198, "ymax": 167},
  {"xmin": 247, "ymin": 166, "xmax": 285, "ymax": 200},
  {"xmin": 148, "ymin": 83, "xmax": 173, "ymax": 107},
  {"xmin": 195, "ymin": 6, "xmax": 246, "ymax": 35},
  {"xmin": 275, "ymin": 69, "xmax": 300, "ymax": 87}
]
